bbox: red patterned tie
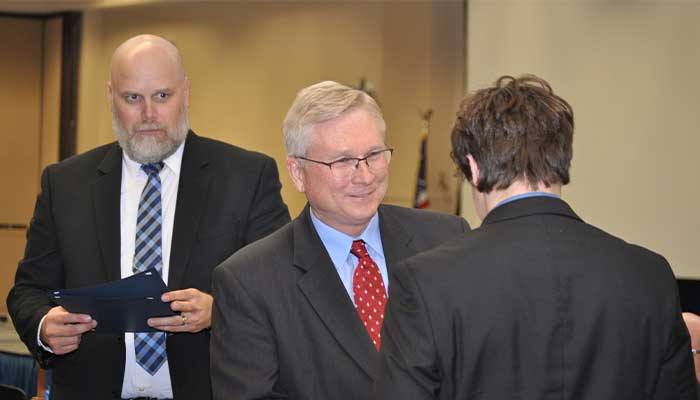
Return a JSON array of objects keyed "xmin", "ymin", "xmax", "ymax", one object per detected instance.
[{"xmin": 351, "ymin": 240, "xmax": 387, "ymax": 351}]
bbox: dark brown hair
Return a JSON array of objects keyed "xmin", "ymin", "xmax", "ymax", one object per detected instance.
[{"xmin": 450, "ymin": 74, "xmax": 574, "ymax": 193}]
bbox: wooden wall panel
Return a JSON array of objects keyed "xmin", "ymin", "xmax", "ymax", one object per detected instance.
[
  {"xmin": 0, "ymin": 16, "xmax": 46, "ymax": 309},
  {"xmin": 0, "ymin": 17, "xmax": 42, "ymax": 224}
]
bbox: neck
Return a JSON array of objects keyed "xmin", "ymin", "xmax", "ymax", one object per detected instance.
[{"xmin": 475, "ymin": 180, "xmax": 561, "ymax": 219}]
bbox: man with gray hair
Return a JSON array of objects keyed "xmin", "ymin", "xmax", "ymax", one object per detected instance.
[
  {"xmin": 8, "ymin": 34, "xmax": 290, "ymax": 399},
  {"xmin": 210, "ymin": 80, "xmax": 469, "ymax": 400}
]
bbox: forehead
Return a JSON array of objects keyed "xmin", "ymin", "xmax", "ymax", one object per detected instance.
[
  {"xmin": 110, "ymin": 45, "xmax": 183, "ymax": 91},
  {"xmin": 307, "ymin": 108, "xmax": 384, "ymax": 156}
]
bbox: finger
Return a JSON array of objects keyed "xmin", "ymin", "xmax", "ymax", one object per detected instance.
[
  {"xmin": 46, "ymin": 308, "xmax": 93, "ymax": 325},
  {"xmin": 161, "ymin": 288, "xmax": 198, "ymax": 302},
  {"xmin": 48, "ymin": 334, "xmax": 82, "ymax": 348},
  {"xmin": 53, "ymin": 343, "xmax": 79, "ymax": 355},
  {"xmin": 157, "ymin": 323, "xmax": 190, "ymax": 333},
  {"xmin": 45, "ymin": 320, "xmax": 96, "ymax": 338},
  {"xmin": 45, "ymin": 327, "xmax": 88, "ymax": 354},
  {"xmin": 59, "ymin": 313, "xmax": 94, "ymax": 324},
  {"xmin": 169, "ymin": 300, "xmax": 196, "ymax": 313},
  {"xmin": 148, "ymin": 315, "xmax": 185, "ymax": 328}
]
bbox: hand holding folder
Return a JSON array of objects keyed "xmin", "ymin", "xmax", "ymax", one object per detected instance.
[{"xmin": 48, "ymin": 269, "xmax": 176, "ymax": 333}]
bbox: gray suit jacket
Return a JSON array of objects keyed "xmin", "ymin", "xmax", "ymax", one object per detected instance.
[{"xmin": 211, "ymin": 204, "xmax": 469, "ymax": 400}]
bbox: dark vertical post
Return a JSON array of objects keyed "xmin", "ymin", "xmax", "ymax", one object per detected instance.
[{"xmin": 59, "ymin": 12, "xmax": 81, "ymax": 160}]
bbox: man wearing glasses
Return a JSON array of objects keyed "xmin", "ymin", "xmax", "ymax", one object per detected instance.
[{"xmin": 210, "ymin": 81, "xmax": 469, "ymax": 400}]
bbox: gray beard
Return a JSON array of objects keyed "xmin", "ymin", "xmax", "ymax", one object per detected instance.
[{"xmin": 113, "ymin": 111, "xmax": 190, "ymax": 164}]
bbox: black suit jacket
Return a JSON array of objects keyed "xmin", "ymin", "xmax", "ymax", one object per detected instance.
[
  {"xmin": 7, "ymin": 131, "xmax": 290, "ymax": 400},
  {"xmin": 210, "ymin": 205, "xmax": 469, "ymax": 400},
  {"xmin": 375, "ymin": 196, "xmax": 697, "ymax": 400}
]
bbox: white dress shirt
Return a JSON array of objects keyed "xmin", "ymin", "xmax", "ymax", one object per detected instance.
[{"xmin": 119, "ymin": 142, "xmax": 184, "ymax": 399}]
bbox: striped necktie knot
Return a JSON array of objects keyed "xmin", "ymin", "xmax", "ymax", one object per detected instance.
[{"xmin": 141, "ymin": 162, "xmax": 164, "ymax": 176}]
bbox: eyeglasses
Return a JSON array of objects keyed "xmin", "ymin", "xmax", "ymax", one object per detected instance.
[{"xmin": 296, "ymin": 148, "xmax": 394, "ymax": 179}]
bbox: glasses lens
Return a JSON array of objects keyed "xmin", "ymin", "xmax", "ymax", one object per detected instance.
[
  {"xmin": 367, "ymin": 149, "xmax": 391, "ymax": 170},
  {"xmin": 328, "ymin": 149, "xmax": 392, "ymax": 179},
  {"xmin": 330, "ymin": 159, "xmax": 357, "ymax": 179}
]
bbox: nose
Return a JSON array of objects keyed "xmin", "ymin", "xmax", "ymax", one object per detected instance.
[
  {"xmin": 351, "ymin": 159, "xmax": 374, "ymax": 184},
  {"xmin": 141, "ymin": 99, "xmax": 156, "ymax": 121}
]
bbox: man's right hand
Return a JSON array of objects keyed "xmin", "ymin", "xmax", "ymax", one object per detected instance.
[{"xmin": 40, "ymin": 306, "xmax": 97, "ymax": 355}]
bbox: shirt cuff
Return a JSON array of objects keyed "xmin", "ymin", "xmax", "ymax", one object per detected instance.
[{"xmin": 36, "ymin": 314, "xmax": 55, "ymax": 354}]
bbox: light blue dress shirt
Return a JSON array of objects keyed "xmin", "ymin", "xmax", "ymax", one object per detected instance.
[
  {"xmin": 494, "ymin": 192, "xmax": 560, "ymax": 209},
  {"xmin": 310, "ymin": 210, "xmax": 389, "ymax": 304}
]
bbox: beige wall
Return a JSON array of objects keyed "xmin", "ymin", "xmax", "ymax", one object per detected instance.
[
  {"xmin": 0, "ymin": 17, "xmax": 42, "ymax": 224},
  {"xmin": 76, "ymin": 0, "xmax": 465, "ymax": 217},
  {"xmin": 0, "ymin": 16, "xmax": 62, "ymax": 309},
  {"xmin": 465, "ymin": 1, "xmax": 700, "ymax": 278}
]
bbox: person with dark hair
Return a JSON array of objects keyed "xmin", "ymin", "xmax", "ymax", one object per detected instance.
[{"xmin": 373, "ymin": 74, "xmax": 697, "ymax": 399}]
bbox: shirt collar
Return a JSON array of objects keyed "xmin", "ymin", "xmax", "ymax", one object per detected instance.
[
  {"xmin": 122, "ymin": 140, "xmax": 186, "ymax": 178},
  {"xmin": 494, "ymin": 191, "xmax": 560, "ymax": 209},
  {"xmin": 309, "ymin": 210, "xmax": 382, "ymax": 268}
]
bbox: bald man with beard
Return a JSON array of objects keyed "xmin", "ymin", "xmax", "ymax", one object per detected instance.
[{"xmin": 7, "ymin": 34, "xmax": 290, "ymax": 400}]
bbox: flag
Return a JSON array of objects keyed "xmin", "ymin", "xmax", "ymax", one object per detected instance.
[{"xmin": 413, "ymin": 133, "xmax": 429, "ymax": 209}]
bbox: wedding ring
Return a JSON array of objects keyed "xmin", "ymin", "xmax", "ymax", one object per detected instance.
[{"xmin": 181, "ymin": 314, "xmax": 187, "ymax": 325}]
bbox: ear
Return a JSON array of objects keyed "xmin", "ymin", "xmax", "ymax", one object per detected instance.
[
  {"xmin": 286, "ymin": 156, "xmax": 306, "ymax": 193},
  {"xmin": 466, "ymin": 154, "xmax": 480, "ymax": 187},
  {"xmin": 183, "ymin": 77, "xmax": 190, "ymax": 109},
  {"xmin": 107, "ymin": 81, "xmax": 114, "ymax": 107}
]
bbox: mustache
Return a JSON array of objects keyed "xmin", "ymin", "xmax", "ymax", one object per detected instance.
[{"xmin": 133, "ymin": 123, "xmax": 165, "ymax": 132}]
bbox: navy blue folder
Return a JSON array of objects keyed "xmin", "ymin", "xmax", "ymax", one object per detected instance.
[{"xmin": 48, "ymin": 269, "xmax": 175, "ymax": 333}]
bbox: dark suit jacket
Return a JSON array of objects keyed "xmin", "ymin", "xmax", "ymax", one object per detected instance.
[
  {"xmin": 7, "ymin": 131, "xmax": 290, "ymax": 400},
  {"xmin": 375, "ymin": 196, "xmax": 697, "ymax": 400},
  {"xmin": 210, "ymin": 205, "xmax": 469, "ymax": 400}
]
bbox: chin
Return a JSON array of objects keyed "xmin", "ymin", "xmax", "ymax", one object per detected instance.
[
  {"xmin": 346, "ymin": 203, "xmax": 380, "ymax": 222},
  {"xmin": 126, "ymin": 135, "xmax": 178, "ymax": 164}
]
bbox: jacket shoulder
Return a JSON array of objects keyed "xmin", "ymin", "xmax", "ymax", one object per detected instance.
[
  {"xmin": 380, "ymin": 204, "xmax": 469, "ymax": 230},
  {"xmin": 214, "ymin": 220, "xmax": 293, "ymax": 276},
  {"xmin": 46, "ymin": 142, "xmax": 118, "ymax": 174},
  {"xmin": 190, "ymin": 134, "xmax": 275, "ymax": 165}
]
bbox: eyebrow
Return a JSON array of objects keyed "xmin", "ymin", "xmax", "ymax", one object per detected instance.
[
  {"xmin": 326, "ymin": 146, "xmax": 387, "ymax": 160},
  {"xmin": 119, "ymin": 87, "xmax": 174, "ymax": 95}
]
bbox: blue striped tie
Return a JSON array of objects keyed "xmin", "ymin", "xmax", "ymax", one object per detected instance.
[{"xmin": 133, "ymin": 162, "xmax": 167, "ymax": 375}]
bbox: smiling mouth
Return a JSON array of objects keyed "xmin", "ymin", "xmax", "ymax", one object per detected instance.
[{"xmin": 348, "ymin": 190, "xmax": 374, "ymax": 198}]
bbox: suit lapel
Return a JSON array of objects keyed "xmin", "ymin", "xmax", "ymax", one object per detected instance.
[
  {"xmin": 169, "ymin": 132, "xmax": 212, "ymax": 288},
  {"xmin": 378, "ymin": 205, "xmax": 417, "ymax": 271},
  {"xmin": 92, "ymin": 144, "xmax": 123, "ymax": 282},
  {"xmin": 293, "ymin": 207, "xmax": 378, "ymax": 378}
]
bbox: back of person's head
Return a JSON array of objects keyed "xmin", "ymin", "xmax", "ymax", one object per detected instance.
[
  {"xmin": 451, "ymin": 74, "xmax": 574, "ymax": 193},
  {"xmin": 283, "ymin": 80, "xmax": 385, "ymax": 157}
]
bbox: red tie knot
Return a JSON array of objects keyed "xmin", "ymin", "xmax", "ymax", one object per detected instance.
[{"xmin": 350, "ymin": 240, "xmax": 369, "ymax": 259}]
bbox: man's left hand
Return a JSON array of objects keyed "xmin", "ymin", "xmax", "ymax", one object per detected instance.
[{"xmin": 148, "ymin": 288, "xmax": 213, "ymax": 333}]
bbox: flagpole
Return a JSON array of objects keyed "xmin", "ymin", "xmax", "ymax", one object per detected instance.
[{"xmin": 413, "ymin": 109, "xmax": 433, "ymax": 209}]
